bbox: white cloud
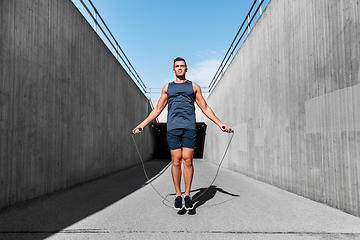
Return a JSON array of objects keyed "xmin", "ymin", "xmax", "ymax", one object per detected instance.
[
  {"xmin": 186, "ymin": 58, "xmax": 222, "ymax": 87},
  {"xmin": 159, "ymin": 58, "xmax": 222, "ymax": 87}
]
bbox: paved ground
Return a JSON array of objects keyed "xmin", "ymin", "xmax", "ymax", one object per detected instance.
[{"xmin": 1, "ymin": 159, "xmax": 360, "ymax": 240}]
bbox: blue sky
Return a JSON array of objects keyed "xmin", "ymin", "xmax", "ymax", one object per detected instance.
[{"xmin": 71, "ymin": 0, "xmax": 269, "ymax": 98}]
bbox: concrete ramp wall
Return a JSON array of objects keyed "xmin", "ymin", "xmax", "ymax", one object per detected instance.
[
  {"xmin": 204, "ymin": 0, "xmax": 360, "ymax": 216},
  {"xmin": 0, "ymin": 0, "xmax": 155, "ymax": 209}
]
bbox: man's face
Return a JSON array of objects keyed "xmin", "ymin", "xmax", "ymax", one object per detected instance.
[{"xmin": 173, "ymin": 60, "xmax": 187, "ymax": 77}]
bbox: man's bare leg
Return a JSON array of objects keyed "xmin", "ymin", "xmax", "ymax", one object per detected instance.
[
  {"xmin": 170, "ymin": 147, "xmax": 195, "ymax": 196},
  {"xmin": 170, "ymin": 148, "xmax": 183, "ymax": 196},
  {"xmin": 182, "ymin": 147, "xmax": 195, "ymax": 196}
]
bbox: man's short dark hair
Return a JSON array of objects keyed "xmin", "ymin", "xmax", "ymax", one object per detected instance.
[{"xmin": 174, "ymin": 57, "xmax": 187, "ymax": 67}]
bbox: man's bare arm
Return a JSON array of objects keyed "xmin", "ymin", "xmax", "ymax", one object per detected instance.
[
  {"xmin": 194, "ymin": 83, "xmax": 232, "ymax": 133},
  {"xmin": 132, "ymin": 85, "xmax": 168, "ymax": 134}
]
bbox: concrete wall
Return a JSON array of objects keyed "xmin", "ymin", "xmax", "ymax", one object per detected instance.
[
  {"xmin": 204, "ymin": 0, "xmax": 360, "ymax": 216},
  {"xmin": 0, "ymin": 0, "xmax": 155, "ymax": 209}
]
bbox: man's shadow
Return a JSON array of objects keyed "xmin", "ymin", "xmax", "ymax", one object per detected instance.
[{"xmin": 176, "ymin": 185, "xmax": 240, "ymax": 215}]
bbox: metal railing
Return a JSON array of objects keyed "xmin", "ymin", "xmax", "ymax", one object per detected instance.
[
  {"xmin": 78, "ymin": 0, "xmax": 147, "ymax": 94},
  {"xmin": 208, "ymin": 0, "xmax": 267, "ymax": 92},
  {"xmin": 75, "ymin": 0, "xmax": 268, "ymax": 98}
]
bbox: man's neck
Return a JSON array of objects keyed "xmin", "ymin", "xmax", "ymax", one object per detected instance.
[{"xmin": 175, "ymin": 76, "xmax": 186, "ymax": 83}]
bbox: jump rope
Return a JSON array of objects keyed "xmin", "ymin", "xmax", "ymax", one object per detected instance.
[{"xmin": 131, "ymin": 126, "xmax": 234, "ymax": 207}]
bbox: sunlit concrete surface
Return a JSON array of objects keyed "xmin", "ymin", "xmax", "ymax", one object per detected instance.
[
  {"xmin": 204, "ymin": 0, "xmax": 360, "ymax": 217},
  {"xmin": 1, "ymin": 159, "xmax": 360, "ymax": 240}
]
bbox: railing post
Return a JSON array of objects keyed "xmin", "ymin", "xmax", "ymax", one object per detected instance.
[
  {"xmin": 93, "ymin": 9, "xmax": 97, "ymax": 32},
  {"xmin": 116, "ymin": 44, "xmax": 118, "ymax": 60}
]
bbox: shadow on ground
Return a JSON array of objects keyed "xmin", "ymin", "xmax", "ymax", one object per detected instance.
[
  {"xmin": 0, "ymin": 159, "xmax": 170, "ymax": 240},
  {"xmin": 176, "ymin": 185, "xmax": 240, "ymax": 215}
]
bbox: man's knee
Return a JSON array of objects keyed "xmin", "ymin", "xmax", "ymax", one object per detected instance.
[
  {"xmin": 183, "ymin": 158, "xmax": 193, "ymax": 168},
  {"xmin": 172, "ymin": 158, "xmax": 182, "ymax": 167}
]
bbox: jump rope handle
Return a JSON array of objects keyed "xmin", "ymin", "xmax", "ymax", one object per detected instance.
[
  {"xmin": 132, "ymin": 127, "xmax": 143, "ymax": 134},
  {"xmin": 222, "ymin": 126, "xmax": 234, "ymax": 133}
]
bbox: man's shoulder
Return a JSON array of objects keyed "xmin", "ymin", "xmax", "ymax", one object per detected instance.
[
  {"xmin": 191, "ymin": 81, "xmax": 199, "ymax": 86},
  {"xmin": 191, "ymin": 81, "xmax": 201, "ymax": 90},
  {"xmin": 162, "ymin": 83, "xmax": 169, "ymax": 92}
]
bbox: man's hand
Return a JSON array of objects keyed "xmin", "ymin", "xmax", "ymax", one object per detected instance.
[
  {"xmin": 132, "ymin": 126, "xmax": 143, "ymax": 135},
  {"xmin": 221, "ymin": 125, "xmax": 233, "ymax": 133}
]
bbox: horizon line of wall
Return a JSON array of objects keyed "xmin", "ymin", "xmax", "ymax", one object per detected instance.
[
  {"xmin": 204, "ymin": 0, "xmax": 360, "ymax": 217},
  {"xmin": 0, "ymin": 0, "xmax": 155, "ymax": 210}
]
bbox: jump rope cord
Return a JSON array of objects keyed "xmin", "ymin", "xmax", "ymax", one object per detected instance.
[
  {"xmin": 131, "ymin": 130, "xmax": 234, "ymax": 204},
  {"xmin": 131, "ymin": 133, "xmax": 171, "ymax": 203}
]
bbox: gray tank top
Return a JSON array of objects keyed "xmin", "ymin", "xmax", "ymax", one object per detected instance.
[{"xmin": 167, "ymin": 80, "xmax": 196, "ymax": 131}]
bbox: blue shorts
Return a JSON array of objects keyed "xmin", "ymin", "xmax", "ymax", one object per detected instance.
[{"xmin": 167, "ymin": 129, "xmax": 197, "ymax": 150}]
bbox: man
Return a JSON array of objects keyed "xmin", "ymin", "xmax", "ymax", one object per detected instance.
[{"xmin": 133, "ymin": 57, "xmax": 232, "ymax": 210}]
